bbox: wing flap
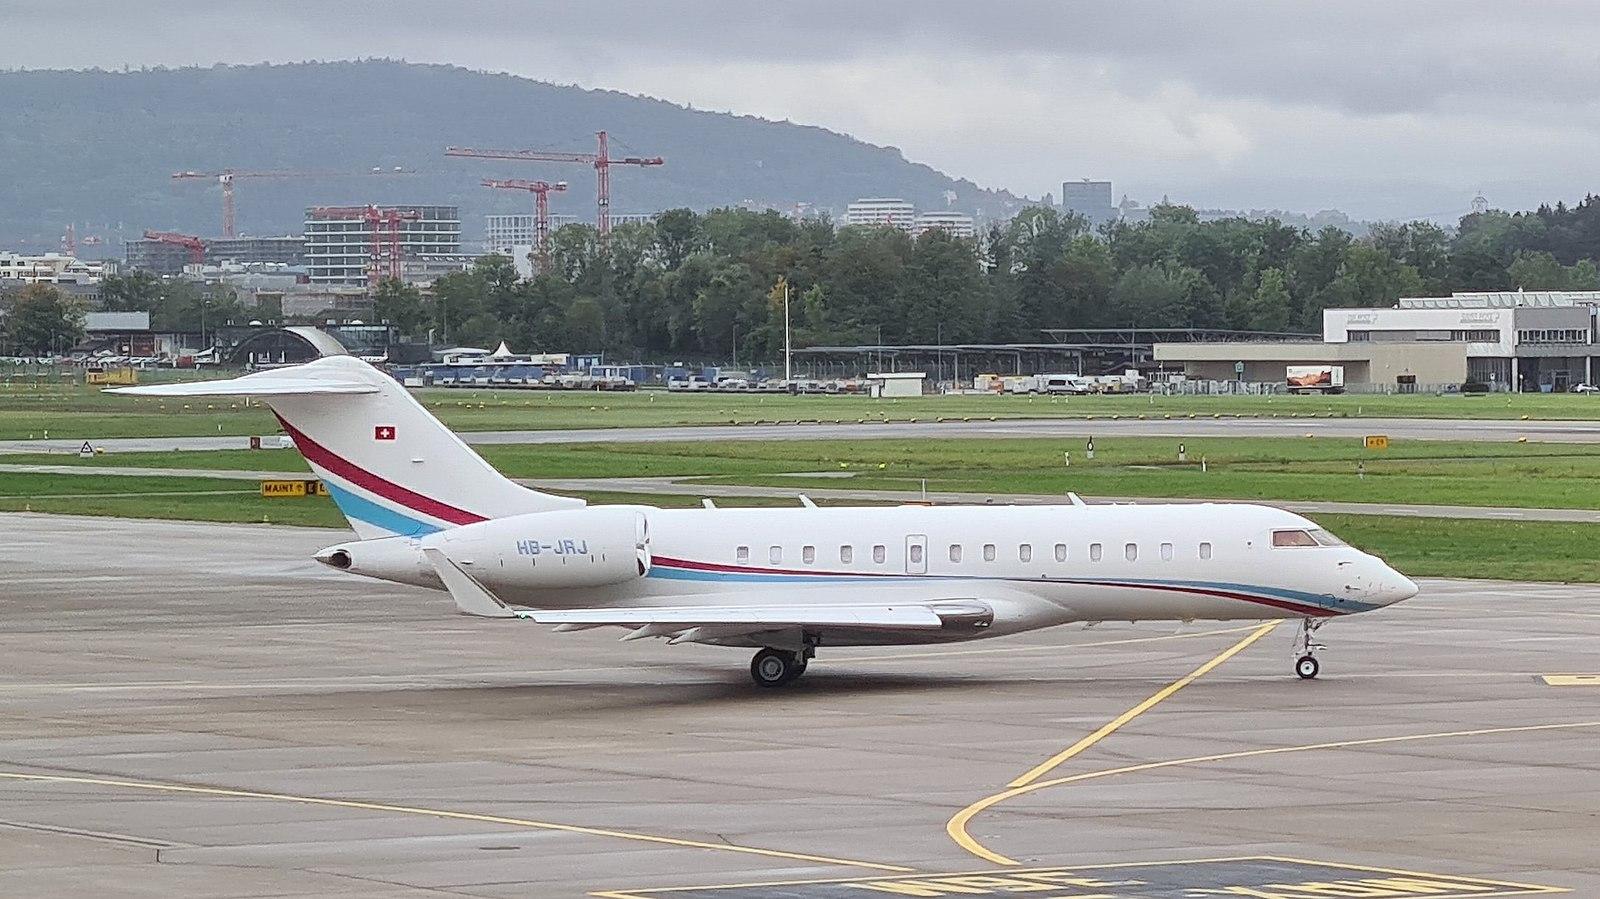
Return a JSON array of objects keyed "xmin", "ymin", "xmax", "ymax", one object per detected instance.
[{"xmin": 523, "ymin": 603, "xmax": 944, "ymax": 629}]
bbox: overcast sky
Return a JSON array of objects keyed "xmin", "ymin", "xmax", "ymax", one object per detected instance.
[{"xmin": 13, "ymin": 1, "xmax": 1600, "ymax": 220}]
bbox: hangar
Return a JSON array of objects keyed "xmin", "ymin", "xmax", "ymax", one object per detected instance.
[{"xmin": 1156, "ymin": 290, "xmax": 1600, "ymax": 392}]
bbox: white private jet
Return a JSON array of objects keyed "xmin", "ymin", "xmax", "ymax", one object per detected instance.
[{"xmin": 112, "ymin": 357, "xmax": 1418, "ymax": 687}]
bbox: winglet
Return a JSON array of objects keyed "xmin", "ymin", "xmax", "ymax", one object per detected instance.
[{"xmin": 421, "ymin": 548, "xmax": 515, "ymax": 618}]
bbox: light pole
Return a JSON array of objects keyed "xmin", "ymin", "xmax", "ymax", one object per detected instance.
[{"xmin": 782, "ymin": 278, "xmax": 791, "ymax": 383}]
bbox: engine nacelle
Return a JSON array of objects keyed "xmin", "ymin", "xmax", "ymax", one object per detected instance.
[
  {"xmin": 422, "ymin": 506, "xmax": 650, "ymax": 591},
  {"xmin": 314, "ymin": 534, "xmax": 438, "ymax": 588}
]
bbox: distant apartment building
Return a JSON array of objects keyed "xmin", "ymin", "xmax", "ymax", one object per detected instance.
[
  {"xmin": 1, "ymin": 252, "xmax": 104, "ymax": 285},
  {"xmin": 1061, "ymin": 179, "xmax": 1116, "ymax": 226},
  {"xmin": 205, "ymin": 235, "xmax": 306, "ymax": 267},
  {"xmin": 913, "ymin": 212, "xmax": 977, "ymax": 240},
  {"xmin": 305, "ymin": 205, "xmax": 461, "ymax": 286},
  {"xmin": 844, "ymin": 198, "xmax": 917, "ymax": 232}
]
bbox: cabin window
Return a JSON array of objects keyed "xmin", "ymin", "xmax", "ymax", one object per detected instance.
[
  {"xmin": 1089, "ymin": 543, "xmax": 1103, "ymax": 562},
  {"xmin": 1272, "ymin": 529, "xmax": 1319, "ymax": 548},
  {"xmin": 1054, "ymin": 543, "xmax": 1067, "ymax": 562},
  {"xmin": 736, "ymin": 545, "xmax": 749, "ymax": 564},
  {"xmin": 802, "ymin": 545, "xmax": 816, "ymax": 564},
  {"xmin": 1160, "ymin": 542, "xmax": 1174, "ymax": 561},
  {"xmin": 873, "ymin": 544, "xmax": 886, "ymax": 564},
  {"xmin": 1019, "ymin": 544, "xmax": 1033, "ymax": 562},
  {"xmin": 840, "ymin": 545, "xmax": 854, "ymax": 563},
  {"xmin": 949, "ymin": 544, "xmax": 963, "ymax": 563},
  {"xmin": 1124, "ymin": 543, "xmax": 1138, "ymax": 562},
  {"xmin": 909, "ymin": 544, "xmax": 924, "ymax": 565},
  {"xmin": 983, "ymin": 543, "xmax": 996, "ymax": 562},
  {"xmin": 769, "ymin": 546, "xmax": 782, "ymax": 564},
  {"xmin": 1199, "ymin": 542, "xmax": 1213, "ymax": 560}
]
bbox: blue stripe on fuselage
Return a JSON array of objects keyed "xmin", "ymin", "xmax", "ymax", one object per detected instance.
[{"xmin": 323, "ymin": 481, "xmax": 441, "ymax": 536}]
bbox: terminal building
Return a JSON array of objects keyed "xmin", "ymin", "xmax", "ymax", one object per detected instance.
[{"xmin": 1154, "ymin": 291, "xmax": 1600, "ymax": 392}]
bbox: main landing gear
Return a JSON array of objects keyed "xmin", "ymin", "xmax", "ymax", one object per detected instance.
[
  {"xmin": 1294, "ymin": 617, "xmax": 1327, "ymax": 680},
  {"xmin": 750, "ymin": 646, "xmax": 813, "ymax": 687}
]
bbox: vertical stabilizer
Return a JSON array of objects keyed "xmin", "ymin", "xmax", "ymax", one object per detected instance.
[{"xmin": 110, "ymin": 357, "xmax": 583, "ymax": 537}]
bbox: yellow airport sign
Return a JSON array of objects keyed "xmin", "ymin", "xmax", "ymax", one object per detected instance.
[
  {"xmin": 85, "ymin": 367, "xmax": 138, "ymax": 386},
  {"xmin": 1364, "ymin": 434, "xmax": 1389, "ymax": 450},
  {"xmin": 261, "ymin": 479, "xmax": 327, "ymax": 498}
]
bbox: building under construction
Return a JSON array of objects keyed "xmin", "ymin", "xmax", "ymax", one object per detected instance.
[
  {"xmin": 125, "ymin": 234, "xmax": 307, "ymax": 275},
  {"xmin": 303, "ymin": 205, "xmax": 460, "ymax": 287}
]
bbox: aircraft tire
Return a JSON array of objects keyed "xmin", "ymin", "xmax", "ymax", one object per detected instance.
[
  {"xmin": 1295, "ymin": 655, "xmax": 1320, "ymax": 680},
  {"xmin": 751, "ymin": 648, "xmax": 803, "ymax": 687}
]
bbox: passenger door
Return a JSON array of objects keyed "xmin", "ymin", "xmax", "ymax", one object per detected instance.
[{"xmin": 905, "ymin": 534, "xmax": 927, "ymax": 575}]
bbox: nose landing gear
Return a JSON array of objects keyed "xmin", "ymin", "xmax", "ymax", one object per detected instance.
[{"xmin": 1294, "ymin": 617, "xmax": 1327, "ymax": 680}]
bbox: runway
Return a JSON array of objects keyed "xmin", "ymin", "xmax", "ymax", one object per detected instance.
[
  {"xmin": 1, "ymin": 513, "xmax": 1597, "ymax": 896},
  {"xmin": 9, "ymin": 413, "xmax": 1600, "ymax": 454}
]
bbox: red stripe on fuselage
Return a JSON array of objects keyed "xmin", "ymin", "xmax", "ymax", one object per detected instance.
[{"xmin": 274, "ymin": 413, "xmax": 484, "ymax": 526}]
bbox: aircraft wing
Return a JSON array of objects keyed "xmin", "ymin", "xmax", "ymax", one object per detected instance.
[
  {"xmin": 528, "ymin": 603, "xmax": 942, "ymax": 629},
  {"xmin": 422, "ymin": 548, "xmax": 996, "ymax": 645}
]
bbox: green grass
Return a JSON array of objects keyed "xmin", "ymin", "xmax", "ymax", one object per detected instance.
[
  {"xmin": 0, "ymin": 473, "xmax": 877, "ymax": 530},
  {"xmin": 1318, "ymin": 514, "xmax": 1600, "ymax": 583},
  {"xmin": 12, "ymin": 435, "xmax": 1600, "ymax": 510},
  {"xmin": 7, "ymin": 377, "xmax": 1600, "ymax": 439}
]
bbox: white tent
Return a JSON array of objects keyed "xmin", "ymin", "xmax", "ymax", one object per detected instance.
[{"xmin": 488, "ymin": 341, "xmax": 516, "ymax": 360}]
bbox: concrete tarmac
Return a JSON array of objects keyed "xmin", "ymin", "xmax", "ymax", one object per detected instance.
[
  {"xmin": 1, "ymin": 513, "xmax": 1597, "ymax": 897},
  {"xmin": 10, "ymin": 413, "xmax": 1600, "ymax": 455}
]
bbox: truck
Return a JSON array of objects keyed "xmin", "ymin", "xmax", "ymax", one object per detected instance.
[{"xmin": 1286, "ymin": 365, "xmax": 1345, "ymax": 394}]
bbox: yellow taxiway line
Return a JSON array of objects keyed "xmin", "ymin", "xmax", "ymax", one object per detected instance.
[
  {"xmin": 0, "ymin": 771, "xmax": 915, "ymax": 873},
  {"xmin": 1008, "ymin": 622, "xmax": 1279, "ymax": 788},
  {"xmin": 948, "ymin": 719, "xmax": 1600, "ymax": 865}
]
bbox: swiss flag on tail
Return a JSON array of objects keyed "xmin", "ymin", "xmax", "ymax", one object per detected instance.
[{"xmin": 374, "ymin": 425, "xmax": 396, "ymax": 441}]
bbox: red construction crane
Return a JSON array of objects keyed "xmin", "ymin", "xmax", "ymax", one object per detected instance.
[
  {"xmin": 308, "ymin": 205, "xmax": 421, "ymax": 288},
  {"xmin": 480, "ymin": 178, "xmax": 568, "ymax": 273},
  {"xmin": 171, "ymin": 167, "xmax": 412, "ymax": 239},
  {"xmin": 445, "ymin": 131, "xmax": 662, "ymax": 241},
  {"xmin": 142, "ymin": 230, "xmax": 207, "ymax": 265}
]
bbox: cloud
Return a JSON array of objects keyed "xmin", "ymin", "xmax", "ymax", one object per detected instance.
[{"xmin": 9, "ymin": 1, "xmax": 1600, "ymax": 218}]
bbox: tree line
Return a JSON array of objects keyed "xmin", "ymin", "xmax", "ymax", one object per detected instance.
[
  {"xmin": 17, "ymin": 196, "xmax": 1600, "ymax": 358},
  {"xmin": 379, "ymin": 197, "xmax": 1600, "ymax": 362}
]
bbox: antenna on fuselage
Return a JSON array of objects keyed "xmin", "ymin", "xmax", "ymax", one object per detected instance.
[{"xmin": 1067, "ymin": 493, "xmax": 1087, "ymax": 506}]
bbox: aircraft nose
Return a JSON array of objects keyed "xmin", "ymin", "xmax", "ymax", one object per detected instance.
[{"xmin": 1376, "ymin": 566, "xmax": 1419, "ymax": 605}]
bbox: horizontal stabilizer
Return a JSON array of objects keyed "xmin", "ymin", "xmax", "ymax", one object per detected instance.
[{"xmin": 107, "ymin": 376, "xmax": 378, "ymax": 397}]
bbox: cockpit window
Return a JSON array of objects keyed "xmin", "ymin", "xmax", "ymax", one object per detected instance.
[
  {"xmin": 1272, "ymin": 529, "xmax": 1319, "ymax": 547},
  {"xmin": 1308, "ymin": 528, "xmax": 1346, "ymax": 547}
]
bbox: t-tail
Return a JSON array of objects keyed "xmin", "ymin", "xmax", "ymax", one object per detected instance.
[{"xmin": 108, "ymin": 356, "xmax": 583, "ymax": 538}]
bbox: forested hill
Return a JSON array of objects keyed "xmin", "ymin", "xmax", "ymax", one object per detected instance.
[{"xmin": 0, "ymin": 60, "xmax": 1016, "ymax": 248}]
